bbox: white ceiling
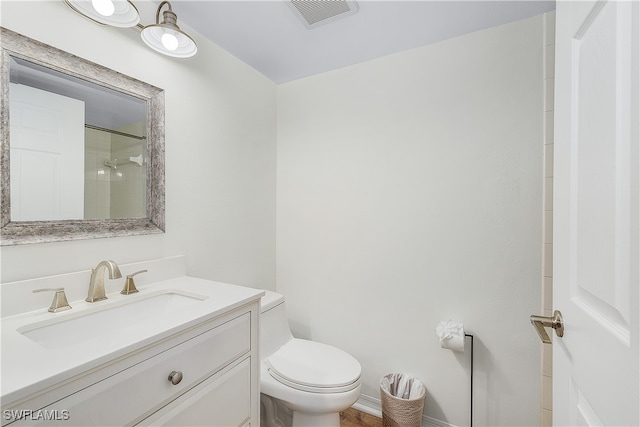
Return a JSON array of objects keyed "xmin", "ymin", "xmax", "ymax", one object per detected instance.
[{"xmin": 169, "ymin": 0, "xmax": 556, "ymax": 84}]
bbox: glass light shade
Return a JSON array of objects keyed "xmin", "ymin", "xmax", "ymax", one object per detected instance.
[
  {"xmin": 64, "ymin": 0, "xmax": 139, "ymax": 27},
  {"xmin": 141, "ymin": 25, "xmax": 197, "ymax": 58},
  {"xmin": 92, "ymin": 0, "xmax": 115, "ymax": 17},
  {"xmin": 161, "ymin": 33, "xmax": 179, "ymax": 51}
]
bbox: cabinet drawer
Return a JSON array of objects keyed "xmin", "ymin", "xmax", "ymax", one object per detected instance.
[
  {"xmin": 137, "ymin": 357, "xmax": 251, "ymax": 427},
  {"xmin": 10, "ymin": 313, "xmax": 250, "ymax": 426}
]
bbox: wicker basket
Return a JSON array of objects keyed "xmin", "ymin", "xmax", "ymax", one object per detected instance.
[{"xmin": 380, "ymin": 373, "xmax": 426, "ymax": 427}]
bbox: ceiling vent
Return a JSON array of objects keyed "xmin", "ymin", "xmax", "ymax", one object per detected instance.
[{"xmin": 289, "ymin": 0, "xmax": 359, "ymax": 29}]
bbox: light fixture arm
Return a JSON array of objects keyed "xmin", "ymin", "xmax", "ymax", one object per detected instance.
[
  {"xmin": 154, "ymin": 1, "xmax": 181, "ymax": 32},
  {"xmin": 156, "ymin": 1, "xmax": 173, "ymax": 24}
]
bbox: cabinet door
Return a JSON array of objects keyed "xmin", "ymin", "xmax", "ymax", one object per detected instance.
[{"xmin": 138, "ymin": 357, "xmax": 251, "ymax": 427}]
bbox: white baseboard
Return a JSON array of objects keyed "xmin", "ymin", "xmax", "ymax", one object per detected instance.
[
  {"xmin": 352, "ymin": 393, "xmax": 382, "ymax": 418},
  {"xmin": 353, "ymin": 394, "xmax": 457, "ymax": 427},
  {"xmin": 422, "ymin": 415, "xmax": 458, "ymax": 427}
]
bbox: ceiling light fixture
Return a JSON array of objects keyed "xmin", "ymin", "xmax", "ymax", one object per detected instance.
[
  {"xmin": 64, "ymin": 0, "xmax": 140, "ymax": 27},
  {"xmin": 140, "ymin": 1, "xmax": 197, "ymax": 58},
  {"xmin": 63, "ymin": 0, "xmax": 197, "ymax": 58}
]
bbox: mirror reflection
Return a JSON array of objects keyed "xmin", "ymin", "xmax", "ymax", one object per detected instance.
[{"xmin": 9, "ymin": 57, "xmax": 147, "ymax": 221}]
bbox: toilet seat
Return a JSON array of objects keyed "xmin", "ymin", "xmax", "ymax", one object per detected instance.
[{"xmin": 265, "ymin": 339, "xmax": 361, "ymax": 394}]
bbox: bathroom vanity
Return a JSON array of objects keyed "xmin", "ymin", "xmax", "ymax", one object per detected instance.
[{"xmin": 1, "ymin": 266, "xmax": 263, "ymax": 426}]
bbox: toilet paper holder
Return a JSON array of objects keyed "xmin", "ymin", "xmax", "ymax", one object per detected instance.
[{"xmin": 530, "ymin": 310, "xmax": 564, "ymax": 344}]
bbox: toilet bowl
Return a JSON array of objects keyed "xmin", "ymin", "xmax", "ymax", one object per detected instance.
[{"xmin": 259, "ymin": 290, "xmax": 361, "ymax": 427}]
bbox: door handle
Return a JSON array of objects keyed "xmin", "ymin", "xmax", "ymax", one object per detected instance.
[{"xmin": 530, "ymin": 310, "xmax": 564, "ymax": 344}]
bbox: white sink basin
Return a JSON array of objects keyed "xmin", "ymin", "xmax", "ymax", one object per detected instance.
[{"xmin": 18, "ymin": 290, "xmax": 207, "ymax": 349}]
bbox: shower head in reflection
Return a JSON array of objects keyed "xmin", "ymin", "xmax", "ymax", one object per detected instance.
[
  {"xmin": 104, "ymin": 155, "xmax": 143, "ymax": 170},
  {"xmin": 104, "ymin": 159, "xmax": 118, "ymax": 170}
]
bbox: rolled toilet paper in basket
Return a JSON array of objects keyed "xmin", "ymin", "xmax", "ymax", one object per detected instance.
[{"xmin": 435, "ymin": 320, "xmax": 465, "ymax": 352}]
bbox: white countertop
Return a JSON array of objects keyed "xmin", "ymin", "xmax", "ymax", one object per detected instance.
[{"xmin": 1, "ymin": 276, "xmax": 264, "ymax": 407}]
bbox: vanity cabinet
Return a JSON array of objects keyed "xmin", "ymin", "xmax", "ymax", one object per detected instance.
[{"xmin": 3, "ymin": 300, "xmax": 260, "ymax": 427}]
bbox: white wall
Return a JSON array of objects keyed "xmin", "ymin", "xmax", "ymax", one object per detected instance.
[
  {"xmin": 0, "ymin": 1, "xmax": 277, "ymax": 289},
  {"xmin": 2, "ymin": 4, "xmax": 545, "ymax": 424},
  {"xmin": 277, "ymin": 15, "xmax": 544, "ymax": 427}
]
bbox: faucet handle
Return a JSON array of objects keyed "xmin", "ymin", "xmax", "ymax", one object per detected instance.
[
  {"xmin": 33, "ymin": 288, "xmax": 72, "ymax": 313},
  {"xmin": 121, "ymin": 270, "xmax": 147, "ymax": 295}
]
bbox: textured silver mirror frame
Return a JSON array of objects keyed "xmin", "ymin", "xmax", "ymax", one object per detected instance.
[{"xmin": 0, "ymin": 27, "xmax": 165, "ymax": 245}]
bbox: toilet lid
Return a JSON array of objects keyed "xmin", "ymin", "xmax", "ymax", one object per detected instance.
[{"xmin": 266, "ymin": 339, "xmax": 361, "ymax": 393}]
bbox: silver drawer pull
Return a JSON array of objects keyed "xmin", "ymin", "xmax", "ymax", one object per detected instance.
[{"xmin": 168, "ymin": 370, "xmax": 183, "ymax": 385}]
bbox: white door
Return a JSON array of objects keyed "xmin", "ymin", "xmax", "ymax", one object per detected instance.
[
  {"xmin": 10, "ymin": 83, "xmax": 85, "ymax": 221},
  {"xmin": 553, "ymin": 0, "xmax": 639, "ymax": 425}
]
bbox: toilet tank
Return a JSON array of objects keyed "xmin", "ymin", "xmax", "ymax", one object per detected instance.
[{"xmin": 260, "ymin": 290, "xmax": 294, "ymax": 359}]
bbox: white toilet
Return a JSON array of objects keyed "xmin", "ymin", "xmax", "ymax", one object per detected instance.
[{"xmin": 259, "ymin": 290, "xmax": 362, "ymax": 427}]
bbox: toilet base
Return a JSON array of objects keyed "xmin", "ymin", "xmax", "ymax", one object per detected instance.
[
  {"xmin": 292, "ymin": 411, "xmax": 340, "ymax": 427},
  {"xmin": 261, "ymin": 393, "xmax": 342, "ymax": 427},
  {"xmin": 261, "ymin": 394, "xmax": 292, "ymax": 427}
]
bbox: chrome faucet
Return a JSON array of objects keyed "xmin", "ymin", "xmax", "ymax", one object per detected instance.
[{"xmin": 86, "ymin": 260, "xmax": 122, "ymax": 302}]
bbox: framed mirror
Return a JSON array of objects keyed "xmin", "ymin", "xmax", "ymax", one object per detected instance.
[{"xmin": 1, "ymin": 27, "xmax": 165, "ymax": 245}]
